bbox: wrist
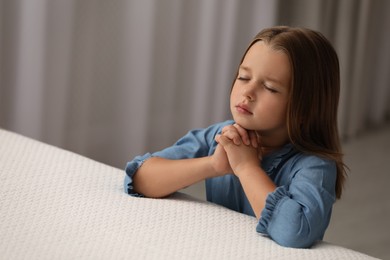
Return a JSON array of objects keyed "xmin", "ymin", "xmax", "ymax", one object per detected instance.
[
  {"xmin": 207, "ymin": 155, "xmax": 228, "ymax": 178},
  {"xmin": 234, "ymin": 163, "xmax": 261, "ymax": 179}
]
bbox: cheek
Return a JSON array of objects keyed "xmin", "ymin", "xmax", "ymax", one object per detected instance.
[
  {"xmin": 230, "ymin": 84, "xmax": 239, "ymax": 102},
  {"xmin": 275, "ymin": 102, "xmax": 288, "ymax": 123},
  {"xmin": 258, "ymin": 99, "xmax": 288, "ymax": 121},
  {"xmin": 272, "ymin": 99, "xmax": 287, "ymax": 114}
]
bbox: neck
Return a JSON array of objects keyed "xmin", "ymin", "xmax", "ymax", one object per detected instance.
[{"xmin": 257, "ymin": 130, "xmax": 289, "ymax": 156}]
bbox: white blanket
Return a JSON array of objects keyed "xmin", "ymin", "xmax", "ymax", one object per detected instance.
[{"xmin": 0, "ymin": 129, "xmax": 377, "ymax": 259}]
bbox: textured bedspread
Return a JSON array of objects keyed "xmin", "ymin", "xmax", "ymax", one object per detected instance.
[{"xmin": 0, "ymin": 129, "xmax": 377, "ymax": 259}]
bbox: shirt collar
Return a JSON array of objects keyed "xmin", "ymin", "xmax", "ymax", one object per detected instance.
[{"xmin": 262, "ymin": 143, "xmax": 295, "ymax": 174}]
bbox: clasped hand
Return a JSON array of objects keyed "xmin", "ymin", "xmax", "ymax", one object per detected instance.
[{"xmin": 212, "ymin": 124, "xmax": 262, "ymax": 176}]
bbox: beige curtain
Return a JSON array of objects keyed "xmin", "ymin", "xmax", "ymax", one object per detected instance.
[{"xmin": 1, "ymin": 0, "xmax": 389, "ymax": 168}]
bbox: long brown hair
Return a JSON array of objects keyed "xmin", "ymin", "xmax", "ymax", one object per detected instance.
[{"xmin": 235, "ymin": 26, "xmax": 347, "ymax": 199}]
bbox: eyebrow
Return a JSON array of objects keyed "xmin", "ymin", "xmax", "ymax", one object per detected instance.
[{"xmin": 239, "ymin": 65, "xmax": 284, "ymax": 86}]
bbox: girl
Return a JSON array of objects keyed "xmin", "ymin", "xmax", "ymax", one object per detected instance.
[{"xmin": 124, "ymin": 26, "xmax": 347, "ymax": 248}]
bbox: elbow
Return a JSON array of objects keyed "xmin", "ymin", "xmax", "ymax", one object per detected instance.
[
  {"xmin": 127, "ymin": 175, "xmax": 172, "ymax": 198},
  {"xmin": 271, "ymin": 232, "xmax": 316, "ymax": 248},
  {"xmin": 135, "ymin": 188, "xmax": 172, "ymax": 198},
  {"xmin": 257, "ymin": 214, "xmax": 321, "ymax": 248},
  {"xmin": 266, "ymin": 220, "xmax": 322, "ymax": 248}
]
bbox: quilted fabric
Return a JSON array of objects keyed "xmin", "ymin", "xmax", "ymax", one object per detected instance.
[{"xmin": 0, "ymin": 129, "xmax": 377, "ymax": 259}]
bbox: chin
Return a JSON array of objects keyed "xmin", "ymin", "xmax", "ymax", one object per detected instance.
[{"xmin": 232, "ymin": 117, "xmax": 257, "ymax": 131}]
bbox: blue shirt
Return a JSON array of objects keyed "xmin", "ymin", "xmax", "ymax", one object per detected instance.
[{"xmin": 124, "ymin": 120, "xmax": 337, "ymax": 248}]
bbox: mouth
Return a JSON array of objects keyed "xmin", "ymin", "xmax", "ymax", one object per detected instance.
[{"xmin": 235, "ymin": 103, "xmax": 253, "ymax": 115}]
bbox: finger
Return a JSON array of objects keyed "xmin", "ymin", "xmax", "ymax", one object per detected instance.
[
  {"xmin": 233, "ymin": 124, "xmax": 250, "ymax": 145},
  {"xmin": 221, "ymin": 125, "xmax": 242, "ymax": 145},
  {"xmin": 215, "ymin": 134, "xmax": 233, "ymax": 147}
]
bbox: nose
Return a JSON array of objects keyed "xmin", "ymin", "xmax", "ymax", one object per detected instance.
[{"xmin": 242, "ymin": 83, "xmax": 256, "ymax": 102}]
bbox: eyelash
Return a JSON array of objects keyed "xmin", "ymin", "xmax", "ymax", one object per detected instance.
[
  {"xmin": 263, "ymin": 84, "xmax": 277, "ymax": 93},
  {"xmin": 237, "ymin": 76, "xmax": 249, "ymax": 81},
  {"xmin": 237, "ymin": 76, "xmax": 278, "ymax": 93}
]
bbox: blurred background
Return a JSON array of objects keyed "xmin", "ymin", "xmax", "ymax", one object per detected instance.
[{"xmin": 1, "ymin": 0, "xmax": 389, "ymax": 258}]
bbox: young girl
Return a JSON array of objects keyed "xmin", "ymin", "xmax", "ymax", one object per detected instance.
[{"xmin": 124, "ymin": 26, "xmax": 347, "ymax": 248}]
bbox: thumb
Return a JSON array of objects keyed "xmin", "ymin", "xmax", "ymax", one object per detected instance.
[{"xmin": 215, "ymin": 134, "xmax": 233, "ymax": 147}]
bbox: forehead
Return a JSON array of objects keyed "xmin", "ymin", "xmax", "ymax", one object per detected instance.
[{"xmin": 241, "ymin": 41, "xmax": 291, "ymax": 86}]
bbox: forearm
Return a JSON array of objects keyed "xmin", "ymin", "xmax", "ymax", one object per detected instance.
[
  {"xmin": 215, "ymin": 129, "xmax": 276, "ymax": 219},
  {"xmin": 133, "ymin": 156, "xmax": 216, "ymax": 198},
  {"xmin": 236, "ymin": 166, "xmax": 276, "ymax": 219}
]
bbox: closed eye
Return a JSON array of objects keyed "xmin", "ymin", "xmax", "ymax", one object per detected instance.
[
  {"xmin": 263, "ymin": 83, "xmax": 278, "ymax": 93},
  {"xmin": 237, "ymin": 76, "xmax": 250, "ymax": 81}
]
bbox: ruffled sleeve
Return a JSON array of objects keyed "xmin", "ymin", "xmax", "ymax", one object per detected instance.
[
  {"xmin": 256, "ymin": 186, "xmax": 290, "ymax": 232},
  {"xmin": 256, "ymin": 155, "xmax": 337, "ymax": 248},
  {"xmin": 124, "ymin": 153, "xmax": 153, "ymax": 197}
]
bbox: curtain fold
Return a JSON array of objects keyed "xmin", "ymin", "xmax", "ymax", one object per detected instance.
[
  {"xmin": 276, "ymin": 0, "xmax": 390, "ymax": 139},
  {"xmin": 1, "ymin": 0, "xmax": 389, "ymax": 168},
  {"xmin": 8, "ymin": 0, "xmax": 48, "ymax": 140}
]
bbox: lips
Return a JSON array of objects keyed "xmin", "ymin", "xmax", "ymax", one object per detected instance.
[{"xmin": 235, "ymin": 103, "xmax": 252, "ymax": 115}]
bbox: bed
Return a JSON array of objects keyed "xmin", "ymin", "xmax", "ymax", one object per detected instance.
[{"xmin": 0, "ymin": 128, "xmax": 378, "ymax": 259}]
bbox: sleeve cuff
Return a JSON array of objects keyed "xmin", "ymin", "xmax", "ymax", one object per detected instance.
[
  {"xmin": 257, "ymin": 186, "xmax": 290, "ymax": 234},
  {"xmin": 124, "ymin": 153, "xmax": 153, "ymax": 197}
]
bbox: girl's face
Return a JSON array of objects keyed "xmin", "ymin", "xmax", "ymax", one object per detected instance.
[{"xmin": 230, "ymin": 41, "xmax": 291, "ymax": 144}]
